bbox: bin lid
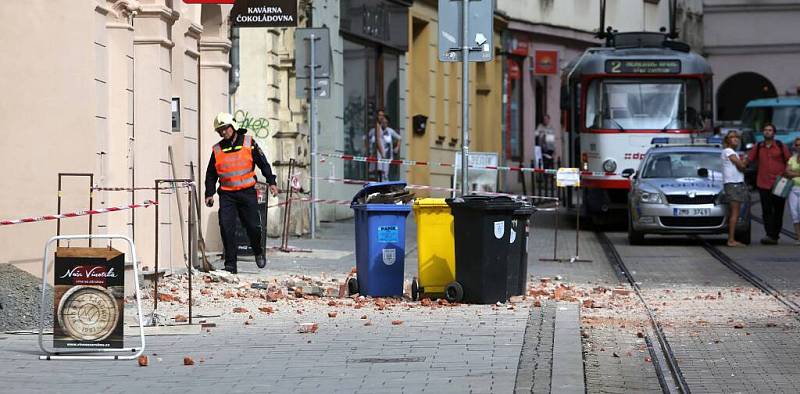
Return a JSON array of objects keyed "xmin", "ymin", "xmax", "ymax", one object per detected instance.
[
  {"xmin": 445, "ymin": 194, "xmax": 522, "ymax": 211},
  {"xmin": 413, "ymin": 198, "xmax": 449, "ymax": 207},
  {"xmin": 351, "ymin": 181, "xmax": 407, "ymax": 207}
]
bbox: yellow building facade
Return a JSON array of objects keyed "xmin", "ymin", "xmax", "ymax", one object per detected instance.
[{"xmin": 406, "ymin": 0, "xmax": 506, "ymax": 196}]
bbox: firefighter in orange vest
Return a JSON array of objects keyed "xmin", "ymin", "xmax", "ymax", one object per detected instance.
[{"xmin": 204, "ymin": 112, "xmax": 278, "ymax": 274}]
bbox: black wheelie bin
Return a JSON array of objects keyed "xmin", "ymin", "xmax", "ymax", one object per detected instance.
[{"xmin": 444, "ymin": 195, "xmax": 522, "ymax": 304}]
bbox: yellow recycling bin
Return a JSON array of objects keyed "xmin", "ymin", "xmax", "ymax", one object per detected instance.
[{"xmin": 411, "ymin": 198, "xmax": 456, "ymax": 300}]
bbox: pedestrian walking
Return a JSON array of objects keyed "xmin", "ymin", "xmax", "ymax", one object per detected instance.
[
  {"xmin": 785, "ymin": 137, "xmax": 800, "ymax": 244},
  {"xmin": 721, "ymin": 131, "xmax": 748, "ymax": 247},
  {"xmin": 204, "ymin": 112, "xmax": 279, "ymax": 274},
  {"xmin": 746, "ymin": 123, "xmax": 791, "ymax": 244}
]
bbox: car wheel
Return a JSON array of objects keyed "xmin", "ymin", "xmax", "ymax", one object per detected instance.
[
  {"xmin": 734, "ymin": 223, "xmax": 751, "ymax": 245},
  {"xmin": 628, "ymin": 214, "xmax": 645, "ymax": 245}
]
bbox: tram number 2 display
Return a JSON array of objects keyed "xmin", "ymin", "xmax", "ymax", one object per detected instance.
[{"xmin": 606, "ymin": 59, "xmax": 681, "ymax": 74}]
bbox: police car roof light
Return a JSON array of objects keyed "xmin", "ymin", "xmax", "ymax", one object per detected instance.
[{"xmin": 650, "ymin": 136, "xmax": 722, "ymax": 147}]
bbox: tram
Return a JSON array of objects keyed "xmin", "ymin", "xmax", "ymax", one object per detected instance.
[{"xmin": 561, "ymin": 0, "xmax": 713, "ymax": 224}]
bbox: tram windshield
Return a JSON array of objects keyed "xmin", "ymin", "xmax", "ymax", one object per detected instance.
[{"xmin": 585, "ymin": 79, "xmax": 703, "ymax": 130}]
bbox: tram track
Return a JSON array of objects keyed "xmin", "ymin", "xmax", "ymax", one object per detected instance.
[{"xmin": 595, "ymin": 231, "xmax": 691, "ymax": 394}]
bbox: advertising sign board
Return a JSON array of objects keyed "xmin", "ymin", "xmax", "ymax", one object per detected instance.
[{"xmin": 53, "ymin": 247, "xmax": 125, "ymax": 349}]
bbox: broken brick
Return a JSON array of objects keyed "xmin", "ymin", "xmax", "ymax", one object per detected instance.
[
  {"xmin": 158, "ymin": 293, "xmax": 175, "ymax": 302},
  {"xmin": 258, "ymin": 306, "xmax": 274, "ymax": 314},
  {"xmin": 298, "ymin": 323, "xmax": 319, "ymax": 333},
  {"xmin": 183, "ymin": 356, "xmax": 194, "ymax": 366},
  {"xmin": 391, "ymin": 320, "xmax": 403, "ymax": 325},
  {"xmin": 232, "ymin": 307, "xmax": 248, "ymax": 313},
  {"xmin": 174, "ymin": 314, "xmax": 188, "ymax": 323},
  {"xmin": 137, "ymin": 355, "xmax": 149, "ymax": 367},
  {"xmin": 328, "ymin": 311, "xmax": 338, "ymax": 318},
  {"xmin": 612, "ymin": 288, "xmax": 630, "ymax": 296}
]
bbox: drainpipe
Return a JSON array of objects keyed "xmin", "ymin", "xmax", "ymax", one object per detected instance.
[{"xmin": 229, "ymin": 26, "xmax": 240, "ymax": 104}]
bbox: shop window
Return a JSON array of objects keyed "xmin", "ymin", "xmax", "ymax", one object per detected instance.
[
  {"xmin": 506, "ymin": 58, "xmax": 524, "ymax": 161},
  {"xmin": 342, "ymin": 38, "xmax": 402, "ymax": 181}
]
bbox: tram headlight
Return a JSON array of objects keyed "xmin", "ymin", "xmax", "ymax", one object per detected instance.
[{"xmin": 602, "ymin": 159, "xmax": 617, "ymax": 173}]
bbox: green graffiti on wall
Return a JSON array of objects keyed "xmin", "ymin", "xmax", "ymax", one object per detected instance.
[{"xmin": 234, "ymin": 109, "xmax": 271, "ymax": 139}]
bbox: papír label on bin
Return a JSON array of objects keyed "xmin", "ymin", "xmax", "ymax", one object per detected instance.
[{"xmin": 377, "ymin": 226, "xmax": 400, "ymax": 243}]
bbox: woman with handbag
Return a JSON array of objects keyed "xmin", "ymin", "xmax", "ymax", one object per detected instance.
[
  {"xmin": 721, "ymin": 131, "xmax": 749, "ymax": 247},
  {"xmin": 785, "ymin": 137, "xmax": 800, "ymax": 244}
]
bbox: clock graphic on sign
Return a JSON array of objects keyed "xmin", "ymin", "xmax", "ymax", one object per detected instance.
[{"xmin": 57, "ymin": 286, "xmax": 119, "ymax": 341}]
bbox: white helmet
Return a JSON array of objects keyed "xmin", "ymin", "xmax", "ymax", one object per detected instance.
[{"xmin": 213, "ymin": 112, "xmax": 239, "ymax": 131}]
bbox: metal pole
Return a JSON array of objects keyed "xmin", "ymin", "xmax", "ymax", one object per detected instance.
[
  {"xmin": 187, "ymin": 184, "xmax": 195, "ymax": 325},
  {"xmin": 309, "ymin": 33, "xmax": 318, "ymax": 238},
  {"xmin": 153, "ymin": 180, "xmax": 159, "ymax": 311},
  {"xmin": 460, "ymin": 0, "xmax": 470, "ymax": 197},
  {"xmin": 553, "ymin": 202, "xmax": 559, "ymax": 260},
  {"xmin": 88, "ymin": 174, "xmax": 94, "ymax": 247},
  {"xmin": 575, "ymin": 186, "xmax": 581, "ymax": 258}
]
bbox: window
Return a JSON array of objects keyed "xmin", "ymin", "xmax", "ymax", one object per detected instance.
[
  {"xmin": 641, "ymin": 152, "xmax": 722, "ymax": 179},
  {"xmin": 506, "ymin": 58, "xmax": 523, "ymax": 160},
  {"xmin": 171, "ymin": 97, "xmax": 181, "ymax": 132},
  {"xmin": 342, "ymin": 38, "xmax": 402, "ymax": 180},
  {"xmin": 585, "ymin": 79, "xmax": 703, "ymax": 130}
]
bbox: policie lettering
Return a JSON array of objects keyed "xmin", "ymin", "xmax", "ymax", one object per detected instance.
[
  {"xmin": 623, "ymin": 152, "xmax": 646, "ymax": 160},
  {"xmin": 234, "ymin": 110, "xmax": 271, "ymax": 139}
]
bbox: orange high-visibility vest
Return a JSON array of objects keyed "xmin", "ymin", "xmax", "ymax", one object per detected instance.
[{"xmin": 213, "ymin": 135, "xmax": 256, "ymax": 191}]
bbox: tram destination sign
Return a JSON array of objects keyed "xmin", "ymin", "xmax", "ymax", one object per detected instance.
[{"xmin": 605, "ymin": 59, "xmax": 681, "ymax": 74}]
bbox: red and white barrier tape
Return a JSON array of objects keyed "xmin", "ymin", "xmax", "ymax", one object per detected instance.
[
  {"xmin": 0, "ymin": 200, "xmax": 157, "ymax": 226},
  {"xmin": 313, "ymin": 151, "xmax": 615, "ymax": 177},
  {"xmin": 92, "ymin": 183, "xmax": 194, "ymax": 191}
]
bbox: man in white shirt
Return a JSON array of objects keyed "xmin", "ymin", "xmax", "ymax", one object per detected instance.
[{"xmin": 366, "ymin": 111, "xmax": 402, "ymax": 181}]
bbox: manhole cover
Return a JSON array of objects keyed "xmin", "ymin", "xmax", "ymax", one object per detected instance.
[{"xmin": 349, "ymin": 356, "xmax": 425, "ymax": 364}]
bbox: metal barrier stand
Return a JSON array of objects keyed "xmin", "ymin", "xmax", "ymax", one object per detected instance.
[{"xmin": 38, "ymin": 234, "xmax": 146, "ymax": 361}]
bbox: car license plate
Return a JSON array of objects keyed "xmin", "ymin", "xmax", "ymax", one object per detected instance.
[{"xmin": 673, "ymin": 208, "xmax": 710, "ymax": 216}]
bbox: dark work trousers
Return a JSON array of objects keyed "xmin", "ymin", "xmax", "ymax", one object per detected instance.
[
  {"xmin": 758, "ymin": 188, "xmax": 787, "ymax": 240},
  {"xmin": 218, "ymin": 187, "xmax": 263, "ymax": 271}
]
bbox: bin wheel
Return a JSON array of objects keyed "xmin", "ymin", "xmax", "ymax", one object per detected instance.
[
  {"xmin": 444, "ymin": 281, "xmax": 464, "ymax": 303},
  {"xmin": 411, "ymin": 278, "xmax": 419, "ymax": 301},
  {"xmin": 347, "ymin": 277, "xmax": 359, "ymax": 296}
]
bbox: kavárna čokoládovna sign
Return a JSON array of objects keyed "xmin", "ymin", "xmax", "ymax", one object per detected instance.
[{"xmin": 231, "ymin": 0, "xmax": 298, "ymax": 28}]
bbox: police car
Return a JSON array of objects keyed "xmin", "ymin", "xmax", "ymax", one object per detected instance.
[{"xmin": 624, "ymin": 137, "xmax": 751, "ymax": 244}]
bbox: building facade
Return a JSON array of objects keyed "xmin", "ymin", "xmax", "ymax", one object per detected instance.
[
  {"xmin": 0, "ymin": 0, "xmax": 232, "ymax": 284},
  {"xmin": 703, "ymin": 0, "xmax": 800, "ymax": 122},
  {"xmin": 496, "ymin": 0, "xmax": 703, "ymax": 193},
  {"xmin": 405, "ymin": 0, "xmax": 507, "ymax": 197}
]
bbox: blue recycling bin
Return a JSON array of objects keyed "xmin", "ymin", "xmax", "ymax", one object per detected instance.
[{"xmin": 349, "ymin": 182, "xmax": 411, "ymax": 297}]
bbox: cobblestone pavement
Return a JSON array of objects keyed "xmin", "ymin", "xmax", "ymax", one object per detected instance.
[
  {"xmin": 0, "ymin": 299, "xmax": 531, "ymax": 393},
  {"xmin": 6, "ymin": 202, "xmax": 797, "ymax": 393}
]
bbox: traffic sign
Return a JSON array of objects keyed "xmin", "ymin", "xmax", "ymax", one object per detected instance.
[
  {"xmin": 294, "ymin": 28, "xmax": 331, "ymax": 79},
  {"xmin": 556, "ymin": 168, "xmax": 581, "ymax": 187},
  {"xmin": 438, "ymin": 0, "xmax": 495, "ymax": 62}
]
